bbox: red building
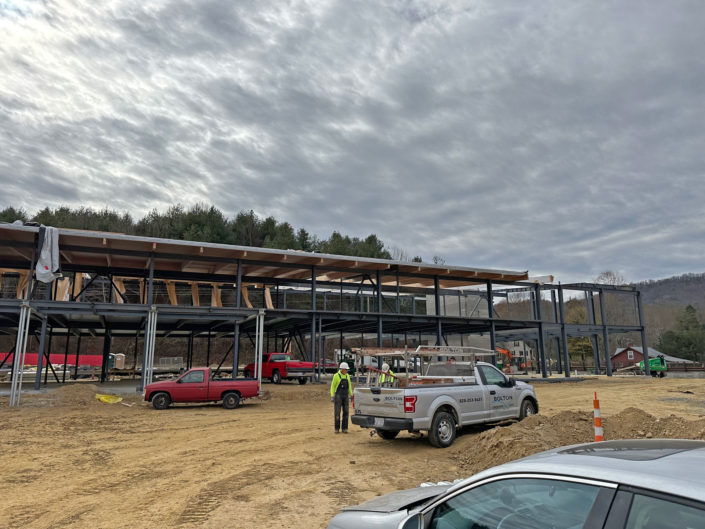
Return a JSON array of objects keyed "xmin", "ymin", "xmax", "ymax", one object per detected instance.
[{"xmin": 610, "ymin": 344, "xmax": 693, "ymax": 369}]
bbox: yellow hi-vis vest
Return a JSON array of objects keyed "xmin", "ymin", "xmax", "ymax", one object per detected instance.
[
  {"xmin": 379, "ymin": 370, "xmax": 395, "ymax": 384},
  {"xmin": 330, "ymin": 371, "xmax": 353, "ymax": 396}
]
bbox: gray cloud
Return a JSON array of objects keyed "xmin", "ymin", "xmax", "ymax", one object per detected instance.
[{"xmin": 1, "ymin": 0, "xmax": 705, "ymax": 283}]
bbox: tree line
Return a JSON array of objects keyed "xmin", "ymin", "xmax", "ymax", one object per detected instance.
[{"xmin": 0, "ymin": 204, "xmax": 395, "ymax": 259}]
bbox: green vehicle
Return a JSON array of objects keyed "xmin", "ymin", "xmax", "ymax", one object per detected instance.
[{"xmin": 639, "ymin": 355, "xmax": 667, "ymax": 377}]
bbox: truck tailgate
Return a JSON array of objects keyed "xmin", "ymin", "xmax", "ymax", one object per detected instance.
[{"xmin": 354, "ymin": 388, "xmax": 406, "ymax": 417}]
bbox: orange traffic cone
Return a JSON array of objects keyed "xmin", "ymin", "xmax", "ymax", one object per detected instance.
[{"xmin": 593, "ymin": 391, "xmax": 604, "ymax": 442}]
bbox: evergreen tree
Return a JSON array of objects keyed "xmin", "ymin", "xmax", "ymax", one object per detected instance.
[
  {"xmin": 0, "ymin": 207, "xmax": 29, "ymax": 223},
  {"xmin": 657, "ymin": 305, "xmax": 705, "ymax": 362},
  {"xmin": 2, "ymin": 204, "xmax": 397, "ymax": 260}
]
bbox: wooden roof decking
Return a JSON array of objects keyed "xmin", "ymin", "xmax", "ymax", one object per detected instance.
[{"xmin": 0, "ymin": 224, "xmax": 529, "ymax": 289}]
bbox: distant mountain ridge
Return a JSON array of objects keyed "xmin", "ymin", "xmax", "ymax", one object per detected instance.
[{"xmin": 634, "ymin": 273, "xmax": 705, "ymax": 309}]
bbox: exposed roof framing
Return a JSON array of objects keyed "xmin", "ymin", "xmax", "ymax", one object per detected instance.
[{"xmin": 0, "ymin": 224, "xmax": 528, "ymax": 288}]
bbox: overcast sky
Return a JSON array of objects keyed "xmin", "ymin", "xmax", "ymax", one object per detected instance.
[{"xmin": 1, "ymin": 1, "xmax": 704, "ymax": 283}]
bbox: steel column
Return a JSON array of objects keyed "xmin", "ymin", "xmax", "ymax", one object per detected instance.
[
  {"xmin": 27, "ymin": 244, "xmax": 36, "ymax": 300},
  {"xmin": 318, "ymin": 316, "xmax": 323, "ymax": 381},
  {"xmin": 74, "ymin": 333, "xmax": 82, "ymax": 380},
  {"xmin": 434, "ymin": 276, "xmax": 442, "ymax": 346},
  {"xmin": 256, "ymin": 310, "xmax": 264, "ymax": 391},
  {"xmin": 146, "ymin": 257, "xmax": 155, "ymax": 305},
  {"xmin": 551, "ymin": 290, "xmax": 562, "ymax": 373},
  {"xmin": 62, "ymin": 329, "xmax": 71, "ymax": 383},
  {"xmin": 487, "ymin": 281, "xmax": 496, "ymax": 365},
  {"xmin": 44, "ymin": 326, "xmax": 54, "ymax": 385},
  {"xmin": 586, "ymin": 292, "xmax": 600, "ymax": 372},
  {"xmin": 558, "ymin": 285, "xmax": 571, "ymax": 377},
  {"xmin": 535, "ymin": 284, "xmax": 547, "ymax": 378},
  {"xmin": 9, "ymin": 302, "xmax": 32, "ymax": 406},
  {"xmin": 139, "ymin": 258, "xmax": 155, "ymax": 391},
  {"xmin": 139, "ymin": 306, "xmax": 157, "ymax": 391},
  {"xmin": 34, "ymin": 286, "xmax": 52, "ymax": 390},
  {"xmin": 233, "ymin": 322, "xmax": 240, "ymax": 377},
  {"xmin": 310, "ymin": 265, "xmax": 317, "ymax": 370},
  {"xmin": 598, "ymin": 289, "xmax": 613, "ymax": 376},
  {"xmin": 636, "ymin": 291, "xmax": 651, "ymax": 376},
  {"xmin": 310, "ymin": 314, "xmax": 316, "ymax": 367},
  {"xmin": 236, "ymin": 259, "xmax": 242, "ymax": 308},
  {"xmin": 132, "ymin": 330, "xmax": 139, "ymax": 378},
  {"xmin": 100, "ymin": 328, "xmax": 111, "ymax": 382}
]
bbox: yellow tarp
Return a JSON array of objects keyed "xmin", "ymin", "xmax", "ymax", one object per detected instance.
[{"xmin": 95, "ymin": 393, "xmax": 123, "ymax": 404}]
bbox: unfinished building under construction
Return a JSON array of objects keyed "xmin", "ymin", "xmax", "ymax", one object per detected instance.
[{"xmin": 0, "ymin": 223, "xmax": 653, "ymax": 399}]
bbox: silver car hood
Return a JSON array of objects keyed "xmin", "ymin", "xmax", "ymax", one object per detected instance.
[{"xmin": 341, "ymin": 484, "xmax": 450, "ymax": 513}]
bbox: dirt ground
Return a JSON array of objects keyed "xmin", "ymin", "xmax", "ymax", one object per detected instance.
[{"xmin": 1, "ymin": 376, "xmax": 705, "ymax": 529}]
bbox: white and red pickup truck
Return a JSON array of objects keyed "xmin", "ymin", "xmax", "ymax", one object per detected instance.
[
  {"xmin": 144, "ymin": 367, "xmax": 259, "ymax": 410},
  {"xmin": 352, "ymin": 360, "xmax": 538, "ymax": 447}
]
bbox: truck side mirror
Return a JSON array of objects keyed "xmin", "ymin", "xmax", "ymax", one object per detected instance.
[{"xmin": 176, "ymin": 379, "xmax": 183, "ymax": 384}]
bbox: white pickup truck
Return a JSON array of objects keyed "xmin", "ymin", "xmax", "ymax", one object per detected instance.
[{"xmin": 351, "ymin": 361, "xmax": 538, "ymax": 447}]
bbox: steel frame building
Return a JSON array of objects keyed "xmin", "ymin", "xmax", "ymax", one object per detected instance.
[{"xmin": 0, "ymin": 223, "xmax": 652, "ymax": 404}]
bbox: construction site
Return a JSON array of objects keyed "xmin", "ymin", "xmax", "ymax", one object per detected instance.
[{"xmin": 1, "ymin": 223, "xmax": 705, "ymax": 528}]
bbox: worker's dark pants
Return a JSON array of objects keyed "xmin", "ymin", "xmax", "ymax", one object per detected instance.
[{"xmin": 334, "ymin": 393, "xmax": 349, "ymax": 431}]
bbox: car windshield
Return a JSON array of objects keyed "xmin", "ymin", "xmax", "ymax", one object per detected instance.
[{"xmin": 429, "ymin": 477, "xmax": 604, "ymax": 529}]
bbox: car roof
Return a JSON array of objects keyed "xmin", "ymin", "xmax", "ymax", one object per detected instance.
[{"xmin": 451, "ymin": 439, "xmax": 705, "ymax": 503}]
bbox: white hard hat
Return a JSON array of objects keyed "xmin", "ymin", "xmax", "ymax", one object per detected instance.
[
  {"xmin": 339, "ymin": 362, "xmax": 350, "ymax": 370},
  {"xmin": 382, "ymin": 363, "xmax": 390, "ymax": 372}
]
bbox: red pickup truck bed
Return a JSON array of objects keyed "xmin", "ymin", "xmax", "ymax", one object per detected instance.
[{"xmin": 144, "ymin": 367, "xmax": 259, "ymax": 410}]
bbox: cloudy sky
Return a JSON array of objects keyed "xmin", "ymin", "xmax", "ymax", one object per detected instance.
[{"xmin": 1, "ymin": 1, "xmax": 704, "ymax": 283}]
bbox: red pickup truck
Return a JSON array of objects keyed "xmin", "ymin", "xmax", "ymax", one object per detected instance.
[
  {"xmin": 144, "ymin": 367, "xmax": 259, "ymax": 410},
  {"xmin": 242, "ymin": 352, "xmax": 337, "ymax": 384}
]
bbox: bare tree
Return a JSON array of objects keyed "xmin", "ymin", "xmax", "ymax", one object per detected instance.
[
  {"xmin": 389, "ymin": 246, "xmax": 410, "ymax": 262},
  {"xmin": 595, "ymin": 270, "xmax": 626, "ymax": 286}
]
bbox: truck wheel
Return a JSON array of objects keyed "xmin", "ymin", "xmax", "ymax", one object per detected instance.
[
  {"xmin": 152, "ymin": 392, "xmax": 171, "ymax": 410},
  {"xmin": 429, "ymin": 411, "xmax": 456, "ymax": 448},
  {"xmin": 222, "ymin": 392, "xmax": 240, "ymax": 409},
  {"xmin": 376, "ymin": 429, "xmax": 399, "ymax": 440},
  {"xmin": 298, "ymin": 377, "xmax": 308, "ymax": 385},
  {"xmin": 244, "ymin": 370, "xmax": 251, "ymax": 378},
  {"xmin": 519, "ymin": 399, "xmax": 536, "ymax": 420},
  {"xmin": 272, "ymin": 370, "xmax": 281, "ymax": 384}
]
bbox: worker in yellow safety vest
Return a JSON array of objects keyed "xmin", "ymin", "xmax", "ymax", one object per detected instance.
[
  {"xmin": 379, "ymin": 363, "xmax": 396, "ymax": 386},
  {"xmin": 330, "ymin": 362, "xmax": 353, "ymax": 434}
]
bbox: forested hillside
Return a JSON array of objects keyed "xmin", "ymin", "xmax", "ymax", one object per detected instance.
[{"xmin": 635, "ymin": 273, "xmax": 705, "ymax": 310}]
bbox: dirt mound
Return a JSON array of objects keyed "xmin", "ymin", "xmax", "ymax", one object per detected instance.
[
  {"xmin": 453, "ymin": 408, "xmax": 705, "ymax": 475},
  {"xmin": 610, "ymin": 406, "xmax": 705, "ymax": 439},
  {"xmin": 51, "ymin": 383, "xmax": 104, "ymax": 406}
]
